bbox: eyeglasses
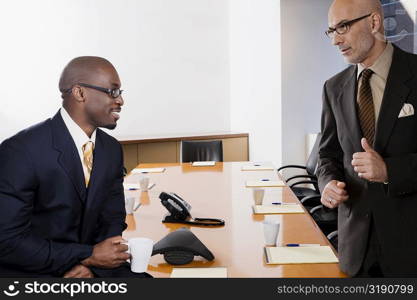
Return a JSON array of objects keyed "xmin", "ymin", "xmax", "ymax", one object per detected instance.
[
  {"xmin": 325, "ymin": 13, "xmax": 371, "ymax": 38},
  {"xmin": 63, "ymin": 83, "xmax": 123, "ymax": 98}
]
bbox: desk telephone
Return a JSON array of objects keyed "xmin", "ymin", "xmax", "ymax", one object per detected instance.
[{"xmin": 159, "ymin": 192, "xmax": 225, "ymax": 226}]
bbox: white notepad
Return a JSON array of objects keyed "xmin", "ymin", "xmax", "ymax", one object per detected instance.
[
  {"xmin": 253, "ymin": 204, "xmax": 304, "ymax": 214},
  {"xmin": 171, "ymin": 267, "xmax": 228, "ymax": 278},
  {"xmin": 123, "ymin": 183, "xmax": 155, "ymax": 190},
  {"xmin": 131, "ymin": 168, "xmax": 166, "ymax": 174},
  {"xmin": 192, "ymin": 161, "xmax": 216, "ymax": 167},
  {"xmin": 246, "ymin": 180, "xmax": 285, "ymax": 187},
  {"xmin": 264, "ymin": 246, "xmax": 339, "ymax": 264},
  {"xmin": 241, "ymin": 163, "xmax": 275, "ymax": 171}
]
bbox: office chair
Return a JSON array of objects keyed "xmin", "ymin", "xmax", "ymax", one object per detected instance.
[
  {"xmin": 309, "ymin": 204, "xmax": 338, "ymax": 236},
  {"xmin": 277, "ymin": 133, "xmax": 322, "ymax": 200},
  {"xmin": 181, "ymin": 140, "xmax": 223, "ymax": 163},
  {"xmin": 300, "ymin": 194, "xmax": 322, "ymax": 212},
  {"xmin": 327, "ymin": 230, "xmax": 338, "ymax": 251}
]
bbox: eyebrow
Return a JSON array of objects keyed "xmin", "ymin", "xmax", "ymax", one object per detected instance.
[{"xmin": 329, "ymin": 19, "xmax": 349, "ymax": 28}]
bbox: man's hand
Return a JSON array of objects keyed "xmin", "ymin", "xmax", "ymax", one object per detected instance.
[
  {"xmin": 321, "ymin": 180, "xmax": 349, "ymax": 208},
  {"xmin": 81, "ymin": 236, "xmax": 130, "ymax": 269},
  {"xmin": 63, "ymin": 264, "xmax": 94, "ymax": 278},
  {"xmin": 351, "ymin": 138, "xmax": 388, "ymax": 183}
]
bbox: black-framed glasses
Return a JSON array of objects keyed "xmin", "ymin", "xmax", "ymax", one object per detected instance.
[
  {"xmin": 325, "ymin": 13, "xmax": 371, "ymax": 38},
  {"xmin": 63, "ymin": 83, "xmax": 123, "ymax": 98}
]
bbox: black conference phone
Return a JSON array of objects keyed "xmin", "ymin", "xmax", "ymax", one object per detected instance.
[{"xmin": 159, "ymin": 192, "xmax": 225, "ymax": 226}]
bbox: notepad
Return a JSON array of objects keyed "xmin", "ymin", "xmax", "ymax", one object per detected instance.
[
  {"xmin": 131, "ymin": 168, "xmax": 166, "ymax": 174},
  {"xmin": 264, "ymin": 246, "xmax": 339, "ymax": 264},
  {"xmin": 192, "ymin": 161, "xmax": 216, "ymax": 167},
  {"xmin": 241, "ymin": 163, "xmax": 275, "ymax": 171},
  {"xmin": 123, "ymin": 183, "xmax": 155, "ymax": 190},
  {"xmin": 253, "ymin": 205, "xmax": 304, "ymax": 214},
  {"xmin": 171, "ymin": 267, "xmax": 228, "ymax": 278},
  {"xmin": 246, "ymin": 180, "xmax": 285, "ymax": 187}
]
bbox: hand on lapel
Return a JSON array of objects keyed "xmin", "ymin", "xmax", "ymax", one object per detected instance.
[
  {"xmin": 351, "ymin": 138, "xmax": 388, "ymax": 183},
  {"xmin": 398, "ymin": 103, "xmax": 414, "ymax": 118}
]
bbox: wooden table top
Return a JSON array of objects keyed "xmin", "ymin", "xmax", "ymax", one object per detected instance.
[{"xmin": 122, "ymin": 162, "xmax": 347, "ymax": 278}]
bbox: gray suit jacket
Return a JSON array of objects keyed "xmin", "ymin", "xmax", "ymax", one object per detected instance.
[{"xmin": 317, "ymin": 45, "xmax": 417, "ymax": 277}]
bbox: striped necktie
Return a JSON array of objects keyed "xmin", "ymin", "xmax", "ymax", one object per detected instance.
[
  {"xmin": 82, "ymin": 141, "xmax": 94, "ymax": 187},
  {"xmin": 357, "ymin": 69, "xmax": 375, "ymax": 145}
]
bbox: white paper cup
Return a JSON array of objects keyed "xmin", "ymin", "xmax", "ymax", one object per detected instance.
[
  {"xmin": 127, "ymin": 237, "xmax": 153, "ymax": 273},
  {"xmin": 125, "ymin": 196, "xmax": 136, "ymax": 215},
  {"xmin": 263, "ymin": 220, "xmax": 280, "ymax": 246},
  {"xmin": 139, "ymin": 176, "xmax": 150, "ymax": 192},
  {"xmin": 253, "ymin": 188, "xmax": 265, "ymax": 205}
]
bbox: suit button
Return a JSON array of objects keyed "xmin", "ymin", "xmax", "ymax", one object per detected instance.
[{"xmin": 365, "ymin": 213, "xmax": 370, "ymax": 218}]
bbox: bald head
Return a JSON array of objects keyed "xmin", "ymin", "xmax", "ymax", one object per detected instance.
[
  {"xmin": 329, "ymin": 0, "xmax": 384, "ymax": 33},
  {"xmin": 59, "ymin": 56, "xmax": 116, "ymax": 96},
  {"xmin": 328, "ymin": 0, "xmax": 387, "ymax": 66}
]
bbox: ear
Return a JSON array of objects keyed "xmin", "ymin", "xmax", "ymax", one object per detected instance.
[
  {"xmin": 370, "ymin": 13, "xmax": 382, "ymax": 34},
  {"xmin": 72, "ymin": 85, "xmax": 85, "ymax": 103}
]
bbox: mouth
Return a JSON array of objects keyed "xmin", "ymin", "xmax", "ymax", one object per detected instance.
[
  {"xmin": 110, "ymin": 108, "xmax": 121, "ymax": 121},
  {"xmin": 340, "ymin": 47, "xmax": 351, "ymax": 55}
]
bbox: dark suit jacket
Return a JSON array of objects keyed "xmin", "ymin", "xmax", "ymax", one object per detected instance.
[
  {"xmin": 0, "ymin": 111, "xmax": 127, "ymax": 277},
  {"xmin": 317, "ymin": 45, "xmax": 417, "ymax": 277}
]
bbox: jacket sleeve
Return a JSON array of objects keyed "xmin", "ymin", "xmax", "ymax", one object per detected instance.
[
  {"xmin": 384, "ymin": 154, "xmax": 417, "ymax": 196},
  {"xmin": 0, "ymin": 138, "xmax": 93, "ymax": 276},
  {"xmin": 317, "ymin": 81, "xmax": 346, "ymax": 193},
  {"xmin": 94, "ymin": 143, "xmax": 127, "ymax": 242}
]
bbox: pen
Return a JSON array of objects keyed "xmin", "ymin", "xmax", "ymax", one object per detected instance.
[
  {"xmin": 128, "ymin": 188, "xmax": 139, "ymax": 191},
  {"xmin": 133, "ymin": 203, "xmax": 142, "ymax": 211},
  {"xmin": 262, "ymin": 179, "xmax": 270, "ymax": 181},
  {"xmin": 285, "ymin": 244, "xmax": 321, "ymax": 247},
  {"xmin": 254, "ymin": 164, "xmax": 261, "ymax": 166},
  {"xmin": 272, "ymin": 202, "xmax": 298, "ymax": 205}
]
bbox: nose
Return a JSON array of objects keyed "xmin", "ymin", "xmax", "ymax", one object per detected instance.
[
  {"xmin": 115, "ymin": 95, "xmax": 124, "ymax": 106},
  {"xmin": 331, "ymin": 33, "xmax": 343, "ymax": 46}
]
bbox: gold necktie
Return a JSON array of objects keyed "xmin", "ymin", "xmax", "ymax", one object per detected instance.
[
  {"xmin": 357, "ymin": 69, "xmax": 375, "ymax": 145},
  {"xmin": 82, "ymin": 141, "xmax": 94, "ymax": 187}
]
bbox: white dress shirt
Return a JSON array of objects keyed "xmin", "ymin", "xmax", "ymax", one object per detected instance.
[{"xmin": 60, "ymin": 107, "xmax": 97, "ymax": 181}]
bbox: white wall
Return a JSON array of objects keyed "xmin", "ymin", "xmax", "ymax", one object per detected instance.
[
  {"xmin": 1, "ymin": 0, "xmax": 348, "ymax": 169},
  {"xmin": 0, "ymin": 0, "xmax": 230, "ymax": 141},
  {"xmin": 230, "ymin": 0, "xmax": 282, "ymax": 166},
  {"xmin": 280, "ymin": 0, "xmax": 346, "ymax": 173}
]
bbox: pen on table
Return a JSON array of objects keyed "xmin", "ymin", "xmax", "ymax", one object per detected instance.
[
  {"xmin": 271, "ymin": 202, "xmax": 298, "ymax": 205},
  {"xmin": 285, "ymin": 244, "xmax": 320, "ymax": 247},
  {"xmin": 128, "ymin": 188, "xmax": 139, "ymax": 191},
  {"xmin": 262, "ymin": 179, "xmax": 270, "ymax": 181},
  {"xmin": 133, "ymin": 203, "xmax": 142, "ymax": 211}
]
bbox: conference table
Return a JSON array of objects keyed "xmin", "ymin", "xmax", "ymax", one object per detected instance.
[{"xmin": 122, "ymin": 162, "xmax": 347, "ymax": 278}]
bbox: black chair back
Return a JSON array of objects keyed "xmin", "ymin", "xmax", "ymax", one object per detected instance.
[
  {"xmin": 181, "ymin": 140, "xmax": 223, "ymax": 162},
  {"xmin": 306, "ymin": 133, "xmax": 322, "ymax": 176}
]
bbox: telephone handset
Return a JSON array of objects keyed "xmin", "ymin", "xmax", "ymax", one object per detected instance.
[{"xmin": 159, "ymin": 192, "xmax": 225, "ymax": 226}]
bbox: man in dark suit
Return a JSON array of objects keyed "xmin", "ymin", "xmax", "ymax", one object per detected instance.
[
  {"xmin": 318, "ymin": 0, "xmax": 417, "ymax": 277},
  {"xmin": 0, "ymin": 56, "xmax": 150, "ymax": 278}
]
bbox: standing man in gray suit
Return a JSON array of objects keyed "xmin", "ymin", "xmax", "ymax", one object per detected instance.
[{"xmin": 318, "ymin": 0, "xmax": 417, "ymax": 277}]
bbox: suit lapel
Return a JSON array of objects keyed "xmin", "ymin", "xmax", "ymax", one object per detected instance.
[
  {"xmin": 374, "ymin": 46, "xmax": 412, "ymax": 153},
  {"xmin": 51, "ymin": 112, "xmax": 87, "ymax": 202},
  {"xmin": 337, "ymin": 66, "xmax": 363, "ymax": 152}
]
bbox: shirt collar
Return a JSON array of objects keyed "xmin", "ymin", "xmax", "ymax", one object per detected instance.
[
  {"xmin": 357, "ymin": 42, "xmax": 393, "ymax": 80},
  {"xmin": 60, "ymin": 107, "xmax": 96, "ymax": 149}
]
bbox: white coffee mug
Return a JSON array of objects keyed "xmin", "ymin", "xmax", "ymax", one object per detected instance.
[{"xmin": 126, "ymin": 237, "xmax": 153, "ymax": 273}]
